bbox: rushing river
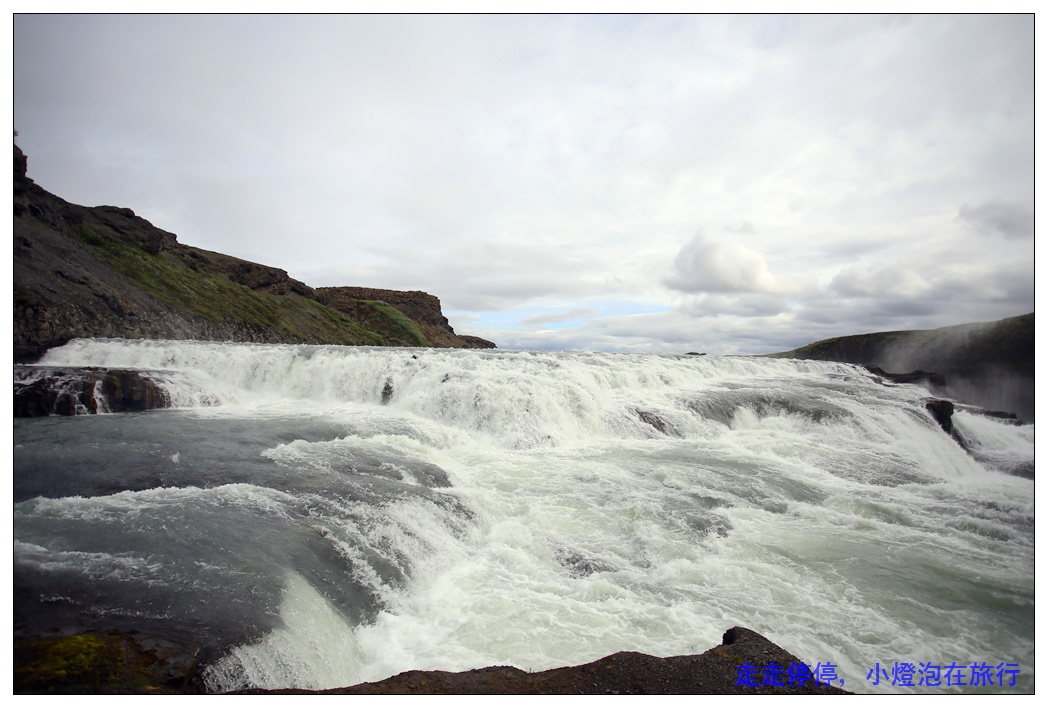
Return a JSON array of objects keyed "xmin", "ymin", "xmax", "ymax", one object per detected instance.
[{"xmin": 12, "ymin": 338, "xmax": 1034, "ymax": 693}]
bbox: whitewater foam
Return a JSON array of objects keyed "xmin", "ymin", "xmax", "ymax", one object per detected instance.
[{"xmin": 16, "ymin": 338, "xmax": 1034, "ymax": 693}]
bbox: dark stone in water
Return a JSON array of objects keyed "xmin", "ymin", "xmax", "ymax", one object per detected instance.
[
  {"xmin": 682, "ymin": 511, "xmax": 732, "ymax": 538},
  {"xmin": 636, "ymin": 409, "xmax": 676, "ymax": 436},
  {"xmin": 864, "ymin": 365, "xmax": 947, "ymax": 388},
  {"xmin": 556, "ymin": 549, "xmax": 616, "ymax": 577},
  {"xmin": 957, "ymin": 405, "xmax": 1020, "ymax": 423},
  {"xmin": 14, "ymin": 366, "xmax": 171, "ymax": 416},
  {"xmin": 685, "ymin": 390, "xmax": 848, "ymax": 426},
  {"xmin": 925, "ymin": 398, "xmax": 955, "ymax": 434},
  {"xmin": 926, "ymin": 398, "xmax": 1033, "ymax": 479},
  {"xmin": 381, "ymin": 378, "xmax": 394, "ymax": 404},
  {"xmin": 1006, "ymin": 461, "xmax": 1035, "ymax": 480}
]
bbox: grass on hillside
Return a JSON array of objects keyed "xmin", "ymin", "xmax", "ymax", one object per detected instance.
[{"xmin": 77, "ymin": 223, "xmax": 429, "ymax": 347}]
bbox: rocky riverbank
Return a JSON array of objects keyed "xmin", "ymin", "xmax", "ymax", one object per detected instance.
[{"xmin": 14, "ymin": 627, "xmax": 851, "ymax": 695}]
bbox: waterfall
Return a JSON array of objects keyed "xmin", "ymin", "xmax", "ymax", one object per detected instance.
[{"xmin": 15, "ymin": 338, "xmax": 1034, "ymax": 693}]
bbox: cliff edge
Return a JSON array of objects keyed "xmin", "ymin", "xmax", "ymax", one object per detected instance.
[
  {"xmin": 13, "ymin": 143, "xmax": 494, "ymax": 362},
  {"xmin": 767, "ymin": 313, "xmax": 1033, "ymax": 421}
]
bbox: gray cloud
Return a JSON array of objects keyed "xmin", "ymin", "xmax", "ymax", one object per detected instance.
[
  {"xmin": 828, "ymin": 264, "xmax": 932, "ymax": 299},
  {"xmin": 13, "ymin": 14, "xmax": 1034, "ymax": 356},
  {"xmin": 678, "ymin": 293, "xmax": 790, "ymax": 319},
  {"xmin": 958, "ymin": 200, "xmax": 1034, "ymax": 240}
]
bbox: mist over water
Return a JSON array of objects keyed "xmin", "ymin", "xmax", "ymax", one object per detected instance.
[
  {"xmin": 14, "ymin": 339, "xmax": 1034, "ymax": 693},
  {"xmin": 871, "ymin": 321, "xmax": 1034, "ymax": 423}
]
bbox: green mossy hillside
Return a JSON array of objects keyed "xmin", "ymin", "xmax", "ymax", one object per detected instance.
[
  {"xmin": 76, "ymin": 221, "xmax": 397, "ymax": 345},
  {"xmin": 13, "ymin": 141, "xmax": 495, "ymax": 360}
]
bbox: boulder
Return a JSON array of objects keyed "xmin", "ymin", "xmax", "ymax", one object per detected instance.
[
  {"xmin": 14, "ymin": 366, "xmax": 171, "ymax": 416},
  {"xmin": 925, "ymin": 398, "xmax": 955, "ymax": 435}
]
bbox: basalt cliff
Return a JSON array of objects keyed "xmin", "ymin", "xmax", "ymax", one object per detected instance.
[
  {"xmin": 13, "ymin": 144, "xmax": 495, "ymax": 363},
  {"xmin": 767, "ymin": 313, "xmax": 1034, "ymax": 423}
]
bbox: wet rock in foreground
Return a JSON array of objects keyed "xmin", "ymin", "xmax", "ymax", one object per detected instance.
[
  {"xmin": 238, "ymin": 627, "xmax": 852, "ymax": 695},
  {"xmin": 14, "ymin": 366, "xmax": 171, "ymax": 416}
]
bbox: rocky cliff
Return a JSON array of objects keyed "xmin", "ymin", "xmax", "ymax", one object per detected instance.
[
  {"xmin": 13, "ymin": 144, "xmax": 494, "ymax": 362},
  {"xmin": 316, "ymin": 287, "xmax": 495, "ymax": 349},
  {"xmin": 241, "ymin": 627, "xmax": 851, "ymax": 695},
  {"xmin": 15, "ymin": 626, "xmax": 851, "ymax": 694},
  {"xmin": 767, "ymin": 313, "xmax": 1034, "ymax": 421}
]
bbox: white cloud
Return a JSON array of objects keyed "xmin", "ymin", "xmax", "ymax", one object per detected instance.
[
  {"xmin": 13, "ymin": 14, "xmax": 1034, "ymax": 355},
  {"xmin": 664, "ymin": 232, "xmax": 791, "ymax": 295}
]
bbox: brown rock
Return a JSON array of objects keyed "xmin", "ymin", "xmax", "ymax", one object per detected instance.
[
  {"xmin": 317, "ymin": 286, "xmax": 496, "ymax": 349},
  {"xmin": 237, "ymin": 627, "xmax": 851, "ymax": 695}
]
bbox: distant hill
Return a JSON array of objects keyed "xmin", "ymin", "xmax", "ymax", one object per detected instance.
[
  {"xmin": 13, "ymin": 144, "xmax": 495, "ymax": 362},
  {"xmin": 766, "ymin": 313, "xmax": 1034, "ymax": 421}
]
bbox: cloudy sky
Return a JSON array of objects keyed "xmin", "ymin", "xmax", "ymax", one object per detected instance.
[{"xmin": 12, "ymin": 13, "xmax": 1034, "ymax": 354}]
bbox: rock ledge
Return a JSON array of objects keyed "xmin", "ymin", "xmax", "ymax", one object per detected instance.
[{"xmin": 235, "ymin": 627, "xmax": 851, "ymax": 695}]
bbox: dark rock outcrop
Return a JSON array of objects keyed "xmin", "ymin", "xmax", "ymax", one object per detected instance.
[
  {"xmin": 13, "ymin": 144, "xmax": 495, "ymax": 362},
  {"xmin": 458, "ymin": 334, "xmax": 499, "ymax": 349},
  {"xmin": 923, "ymin": 397, "xmax": 1033, "ymax": 479},
  {"xmin": 864, "ymin": 365, "xmax": 947, "ymax": 388},
  {"xmin": 14, "ymin": 632, "xmax": 205, "ymax": 695},
  {"xmin": 236, "ymin": 627, "xmax": 850, "ymax": 695},
  {"xmin": 317, "ymin": 287, "xmax": 496, "ymax": 349},
  {"xmin": 768, "ymin": 314, "xmax": 1034, "ymax": 422},
  {"xmin": 636, "ymin": 409, "xmax": 677, "ymax": 436},
  {"xmin": 924, "ymin": 398, "xmax": 955, "ymax": 435},
  {"xmin": 14, "ymin": 366, "xmax": 171, "ymax": 416}
]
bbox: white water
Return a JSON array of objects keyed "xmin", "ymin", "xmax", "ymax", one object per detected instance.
[{"xmin": 16, "ymin": 338, "xmax": 1035, "ymax": 693}]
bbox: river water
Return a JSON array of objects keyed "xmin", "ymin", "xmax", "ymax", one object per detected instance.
[{"xmin": 12, "ymin": 338, "xmax": 1035, "ymax": 693}]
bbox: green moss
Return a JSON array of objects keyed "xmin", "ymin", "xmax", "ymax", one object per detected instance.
[
  {"xmin": 710, "ymin": 646, "xmax": 747, "ymax": 664},
  {"xmin": 367, "ymin": 301, "xmax": 433, "ymax": 346},
  {"xmin": 78, "ymin": 227, "xmax": 376, "ymax": 344},
  {"xmin": 14, "ymin": 634, "xmax": 172, "ymax": 693},
  {"xmin": 69, "ymin": 220, "xmax": 448, "ymax": 349}
]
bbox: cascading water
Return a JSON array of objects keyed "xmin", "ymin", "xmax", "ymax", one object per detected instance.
[{"xmin": 13, "ymin": 338, "xmax": 1034, "ymax": 693}]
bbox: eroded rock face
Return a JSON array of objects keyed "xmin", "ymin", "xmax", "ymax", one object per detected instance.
[
  {"xmin": 235, "ymin": 627, "xmax": 851, "ymax": 695},
  {"xmin": 14, "ymin": 366, "xmax": 171, "ymax": 416},
  {"xmin": 458, "ymin": 334, "xmax": 499, "ymax": 349},
  {"xmin": 317, "ymin": 287, "xmax": 497, "ymax": 349}
]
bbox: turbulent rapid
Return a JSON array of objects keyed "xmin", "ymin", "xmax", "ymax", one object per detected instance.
[{"xmin": 12, "ymin": 339, "xmax": 1034, "ymax": 693}]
